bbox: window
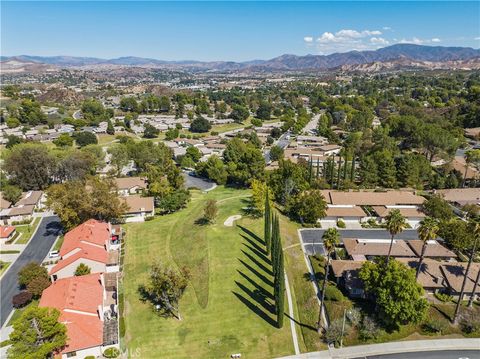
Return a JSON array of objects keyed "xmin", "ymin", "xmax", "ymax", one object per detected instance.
[{"xmin": 66, "ymin": 352, "xmax": 77, "ymax": 358}]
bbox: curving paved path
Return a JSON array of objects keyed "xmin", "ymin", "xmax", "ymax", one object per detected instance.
[{"xmin": 0, "ymin": 216, "xmax": 62, "ymax": 326}]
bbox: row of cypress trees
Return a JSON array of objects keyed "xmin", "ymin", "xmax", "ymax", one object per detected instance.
[{"xmin": 264, "ymin": 191, "xmax": 285, "ymax": 328}]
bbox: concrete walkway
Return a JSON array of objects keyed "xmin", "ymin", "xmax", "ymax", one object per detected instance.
[
  {"xmin": 285, "ymin": 272, "xmax": 300, "ymax": 355},
  {"xmin": 277, "ymin": 338, "xmax": 480, "ymax": 359}
]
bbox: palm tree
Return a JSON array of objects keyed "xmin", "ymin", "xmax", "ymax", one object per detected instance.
[
  {"xmin": 317, "ymin": 228, "xmax": 340, "ymax": 332},
  {"xmin": 385, "ymin": 209, "xmax": 407, "ymax": 265},
  {"xmin": 453, "ymin": 219, "xmax": 479, "ymax": 322},
  {"xmin": 415, "ymin": 217, "xmax": 439, "ymax": 280}
]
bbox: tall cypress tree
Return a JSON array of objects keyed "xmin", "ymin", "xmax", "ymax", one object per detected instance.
[
  {"xmin": 264, "ymin": 191, "xmax": 271, "ymax": 255},
  {"xmin": 275, "ymin": 249, "xmax": 285, "ymax": 328},
  {"xmin": 337, "ymin": 154, "xmax": 343, "ymax": 189},
  {"xmin": 271, "ymin": 214, "xmax": 279, "ymax": 277},
  {"xmin": 350, "ymin": 155, "xmax": 356, "ymax": 182}
]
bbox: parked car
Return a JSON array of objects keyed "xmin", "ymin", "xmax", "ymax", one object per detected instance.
[{"xmin": 48, "ymin": 250, "xmax": 59, "ymax": 258}]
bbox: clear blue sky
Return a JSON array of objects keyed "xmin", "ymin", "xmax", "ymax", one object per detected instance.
[{"xmin": 1, "ymin": 1, "xmax": 479, "ymax": 61}]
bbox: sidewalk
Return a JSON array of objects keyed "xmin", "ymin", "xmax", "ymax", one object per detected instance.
[{"xmin": 277, "ymin": 338, "xmax": 480, "ymax": 359}]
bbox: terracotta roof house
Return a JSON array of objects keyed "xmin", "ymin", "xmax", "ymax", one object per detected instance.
[
  {"xmin": 114, "ymin": 177, "xmax": 147, "ymax": 196},
  {"xmin": 396, "ymin": 258, "xmax": 448, "ymax": 293},
  {"xmin": 60, "ymin": 219, "xmax": 112, "ymax": 258},
  {"xmin": 342, "ymin": 238, "xmax": 416, "ymax": 260},
  {"xmin": 39, "ymin": 273, "xmax": 119, "ymax": 358},
  {"xmin": 121, "ymin": 195, "xmax": 154, "ymax": 222},
  {"xmin": 0, "ymin": 225, "xmax": 16, "ymax": 242},
  {"xmin": 440, "ymin": 262, "xmax": 480, "ymax": 300},
  {"xmin": 330, "ymin": 260, "xmax": 365, "ymax": 298},
  {"xmin": 436, "ymin": 188, "xmax": 480, "ymax": 207},
  {"xmin": 406, "ymin": 240, "xmax": 457, "ymax": 260}
]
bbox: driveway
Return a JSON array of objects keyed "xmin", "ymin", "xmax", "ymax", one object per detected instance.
[
  {"xmin": 0, "ymin": 216, "xmax": 62, "ymax": 327},
  {"xmin": 299, "ymin": 229, "xmax": 420, "ymax": 255},
  {"xmin": 182, "ymin": 172, "xmax": 217, "ymax": 191}
]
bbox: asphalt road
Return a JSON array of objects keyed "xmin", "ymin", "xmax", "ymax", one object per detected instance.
[
  {"xmin": 300, "ymin": 229, "xmax": 420, "ymax": 255},
  {"xmin": 265, "ymin": 131, "xmax": 291, "ymax": 163},
  {"xmin": 0, "ymin": 216, "xmax": 62, "ymax": 327},
  {"xmin": 354, "ymin": 350, "xmax": 480, "ymax": 359},
  {"xmin": 182, "ymin": 172, "xmax": 217, "ymax": 191}
]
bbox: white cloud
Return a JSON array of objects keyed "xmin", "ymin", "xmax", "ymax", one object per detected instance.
[
  {"xmin": 431, "ymin": 38, "xmax": 441, "ymax": 43},
  {"xmin": 382, "ymin": 26, "xmax": 392, "ymax": 31},
  {"xmin": 399, "ymin": 37, "xmax": 424, "ymax": 45},
  {"xmin": 303, "ymin": 36, "xmax": 313, "ymax": 43},
  {"xmin": 475, "ymin": 36, "xmax": 480, "ymax": 40},
  {"xmin": 370, "ymin": 37, "xmax": 390, "ymax": 45}
]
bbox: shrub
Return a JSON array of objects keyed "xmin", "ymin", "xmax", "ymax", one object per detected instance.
[
  {"xmin": 423, "ymin": 318, "xmax": 448, "ymax": 334},
  {"xmin": 359, "ymin": 315, "xmax": 380, "ymax": 340},
  {"xmin": 26, "ymin": 276, "xmax": 50, "ymax": 298},
  {"xmin": 251, "ymin": 118, "xmax": 262, "ymax": 127},
  {"xmin": 324, "ymin": 285, "xmax": 345, "ymax": 302},
  {"xmin": 346, "ymin": 307, "xmax": 361, "ymax": 326},
  {"xmin": 103, "ymin": 347, "xmax": 120, "ymax": 358},
  {"xmin": 144, "ymin": 216, "xmax": 154, "ymax": 221},
  {"xmin": 18, "ymin": 262, "xmax": 49, "ymax": 288},
  {"xmin": 84, "ymin": 356, "xmax": 95, "ymax": 359},
  {"xmin": 459, "ymin": 309, "xmax": 480, "ymax": 334},
  {"xmin": 74, "ymin": 263, "xmax": 91, "ymax": 276},
  {"xmin": 336, "ymin": 219, "xmax": 346, "ymax": 228},
  {"xmin": 12, "ymin": 291, "xmax": 32, "ymax": 308},
  {"xmin": 434, "ymin": 292, "xmax": 453, "ymax": 302},
  {"xmin": 325, "ymin": 319, "xmax": 349, "ymax": 347}
]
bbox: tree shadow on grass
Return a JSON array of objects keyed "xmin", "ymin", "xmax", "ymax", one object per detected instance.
[
  {"xmin": 232, "ymin": 291, "xmax": 277, "ymax": 327},
  {"xmin": 238, "ymin": 259, "xmax": 273, "ymax": 287},
  {"xmin": 241, "ymin": 250, "xmax": 273, "ymax": 277},
  {"xmin": 238, "ymin": 226, "xmax": 265, "ymax": 246},
  {"xmin": 242, "ymin": 241, "xmax": 271, "ymax": 266},
  {"xmin": 194, "ymin": 217, "xmax": 210, "ymax": 226},
  {"xmin": 240, "ymin": 234, "xmax": 268, "ymax": 257},
  {"xmin": 285, "ymin": 313, "xmax": 317, "ymax": 332},
  {"xmin": 237, "ymin": 270, "xmax": 274, "ymax": 300}
]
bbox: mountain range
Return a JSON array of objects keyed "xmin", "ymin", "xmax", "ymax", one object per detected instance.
[{"xmin": 2, "ymin": 44, "xmax": 480, "ymax": 73}]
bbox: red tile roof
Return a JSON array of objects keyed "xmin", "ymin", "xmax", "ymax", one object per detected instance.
[
  {"xmin": 60, "ymin": 219, "xmax": 110, "ymax": 257},
  {"xmin": 39, "ymin": 274, "xmax": 104, "ymax": 353},
  {"xmin": 50, "ymin": 246, "xmax": 108, "ymax": 275},
  {"xmin": 0, "ymin": 225, "xmax": 15, "ymax": 239}
]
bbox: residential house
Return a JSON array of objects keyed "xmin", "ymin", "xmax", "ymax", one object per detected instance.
[
  {"xmin": 114, "ymin": 177, "xmax": 147, "ymax": 196},
  {"xmin": 0, "ymin": 190, "xmax": 45, "ymax": 224},
  {"xmin": 397, "ymin": 258, "xmax": 449, "ymax": 294},
  {"xmin": 342, "ymin": 238, "xmax": 416, "ymax": 261},
  {"xmin": 0, "ymin": 225, "xmax": 16, "ymax": 243},
  {"xmin": 440, "ymin": 262, "xmax": 480, "ymax": 301},
  {"xmin": 330, "ymin": 260, "xmax": 365, "ymax": 298},
  {"xmin": 406, "ymin": 240, "xmax": 457, "ymax": 261},
  {"xmin": 50, "ymin": 219, "xmax": 120, "ymax": 281},
  {"xmin": 39, "ymin": 273, "xmax": 119, "ymax": 359},
  {"xmin": 121, "ymin": 195, "xmax": 154, "ymax": 222}
]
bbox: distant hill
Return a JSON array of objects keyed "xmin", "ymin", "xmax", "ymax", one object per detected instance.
[{"xmin": 2, "ymin": 44, "xmax": 480, "ymax": 72}]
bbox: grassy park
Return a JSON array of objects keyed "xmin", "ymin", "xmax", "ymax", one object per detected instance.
[{"xmin": 122, "ymin": 187, "xmax": 299, "ymax": 358}]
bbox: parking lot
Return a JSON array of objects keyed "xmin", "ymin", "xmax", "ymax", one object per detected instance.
[{"xmin": 299, "ymin": 228, "xmax": 420, "ymax": 255}]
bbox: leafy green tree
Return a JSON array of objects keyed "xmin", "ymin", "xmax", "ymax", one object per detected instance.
[
  {"xmin": 26, "ymin": 276, "xmax": 51, "ymax": 299},
  {"xmin": 385, "ymin": 209, "xmax": 407, "ymax": 265},
  {"xmin": 74, "ymin": 263, "xmax": 91, "ymax": 276},
  {"xmin": 416, "ymin": 217, "xmax": 439, "ymax": 279},
  {"xmin": 6, "ymin": 117, "xmax": 21, "ymax": 128},
  {"xmin": 108, "ymin": 143, "xmax": 129, "ymax": 176},
  {"xmin": 140, "ymin": 262, "xmax": 190, "ymax": 319},
  {"xmin": 165, "ymin": 128, "xmax": 179, "ymax": 141},
  {"xmin": 143, "ymin": 123, "xmax": 160, "ymax": 138},
  {"xmin": 81, "ymin": 99, "xmax": 105, "ymax": 123},
  {"xmin": 359, "ymin": 259, "xmax": 428, "ymax": 328},
  {"xmin": 8, "ymin": 306, "xmax": 67, "ymax": 359},
  {"xmin": 195, "ymin": 155, "xmax": 228, "ymax": 185},
  {"xmin": 203, "ymin": 199, "xmax": 218, "ymax": 224},
  {"xmin": 268, "ymin": 159, "xmax": 310, "ymax": 204},
  {"xmin": 318, "ymin": 228, "xmax": 340, "ymax": 331},
  {"xmin": 53, "ymin": 133, "xmax": 74, "ymax": 148},
  {"xmin": 230, "ymin": 105, "xmax": 250, "ymax": 123},
  {"xmin": 185, "ymin": 146, "xmax": 202, "ymax": 162},
  {"xmin": 223, "ymin": 138, "xmax": 265, "ymax": 186},
  {"xmin": 286, "ymin": 190, "xmax": 327, "ymax": 224},
  {"xmin": 264, "ymin": 191, "xmax": 272, "ymax": 256},
  {"xmin": 18, "ymin": 262, "xmax": 49, "ymax": 288},
  {"xmin": 189, "ymin": 116, "xmax": 212, "ymax": 133},
  {"xmin": 464, "ymin": 149, "xmax": 480, "ymax": 186},
  {"xmin": 5, "ymin": 135, "xmax": 24, "ymax": 149},
  {"xmin": 2, "ymin": 184, "xmax": 22, "ymax": 205},
  {"xmin": 120, "ymin": 97, "xmax": 140, "ymax": 112},
  {"xmin": 269, "ymin": 145, "xmax": 284, "ymax": 161},
  {"xmin": 4, "ymin": 143, "xmax": 56, "ymax": 190},
  {"xmin": 74, "ymin": 131, "xmax": 98, "ymax": 147},
  {"xmin": 256, "ymin": 101, "xmax": 272, "ymax": 121},
  {"xmin": 156, "ymin": 189, "xmax": 191, "ymax": 214},
  {"xmin": 107, "ymin": 119, "xmax": 115, "ymax": 135},
  {"xmin": 250, "ymin": 179, "xmax": 273, "ymax": 216},
  {"xmin": 423, "ymin": 194, "xmax": 454, "ymax": 220}
]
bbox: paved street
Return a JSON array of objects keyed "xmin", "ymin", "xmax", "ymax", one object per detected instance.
[
  {"xmin": 265, "ymin": 131, "xmax": 291, "ymax": 162},
  {"xmin": 299, "ymin": 229, "xmax": 420, "ymax": 255},
  {"xmin": 0, "ymin": 216, "xmax": 62, "ymax": 326},
  {"xmin": 182, "ymin": 172, "xmax": 217, "ymax": 191},
  {"xmin": 360, "ymin": 350, "xmax": 480, "ymax": 359}
]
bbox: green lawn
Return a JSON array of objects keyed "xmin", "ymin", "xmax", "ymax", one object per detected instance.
[
  {"xmin": 53, "ymin": 235, "xmax": 65, "ymax": 251},
  {"xmin": 123, "ymin": 187, "xmax": 295, "ymax": 358},
  {"xmin": 14, "ymin": 217, "xmax": 41, "ymax": 244},
  {"xmin": 0, "ymin": 261, "xmax": 11, "ymax": 277}
]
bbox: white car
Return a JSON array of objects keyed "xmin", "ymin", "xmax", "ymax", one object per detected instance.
[{"xmin": 48, "ymin": 250, "xmax": 59, "ymax": 258}]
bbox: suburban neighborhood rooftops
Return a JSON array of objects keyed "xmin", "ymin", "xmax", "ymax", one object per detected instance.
[
  {"xmin": 435, "ymin": 188, "xmax": 480, "ymax": 206},
  {"xmin": 39, "ymin": 273, "xmax": 104, "ymax": 353},
  {"xmin": 114, "ymin": 177, "xmax": 147, "ymax": 191},
  {"xmin": 397, "ymin": 258, "xmax": 448, "ymax": 289},
  {"xmin": 330, "ymin": 260, "xmax": 365, "ymax": 278},
  {"xmin": 50, "ymin": 246, "xmax": 108, "ymax": 275},
  {"xmin": 326, "ymin": 206, "xmax": 366, "ymax": 218},
  {"xmin": 1, "ymin": 204, "xmax": 36, "ymax": 217},
  {"xmin": 122, "ymin": 195, "xmax": 154, "ymax": 214},
  {"xmin": 60, "ymin": 219, "xmax": 111, "ymax": 257},
  {"xmin": 440, "ymin": 262, "xmax": 480, "ymax": 294},
  {"xmin": 407, "ymin": 240, "xmax": 457, "ymax": 258},
  {"xmin": 17, "ymin": 191, "xmax": 43, "ymax": 206},
  {"xmin": 321, "ymin": 190, "xmax": 425, "ymax": 206},
  {"xmin": 0, "ymin": 193, "xmax": 12, "ymax": 210},
  {"xmin": 0, "ymin": 225, "xmax": 15, "ymax": 239},
  {"xmin": 343, "ymin": 238, "xmax": 416, "ymax": 257},
  {"xmin": 371, "ymin": 205, "xmax": 426, "ymax": 218}
]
